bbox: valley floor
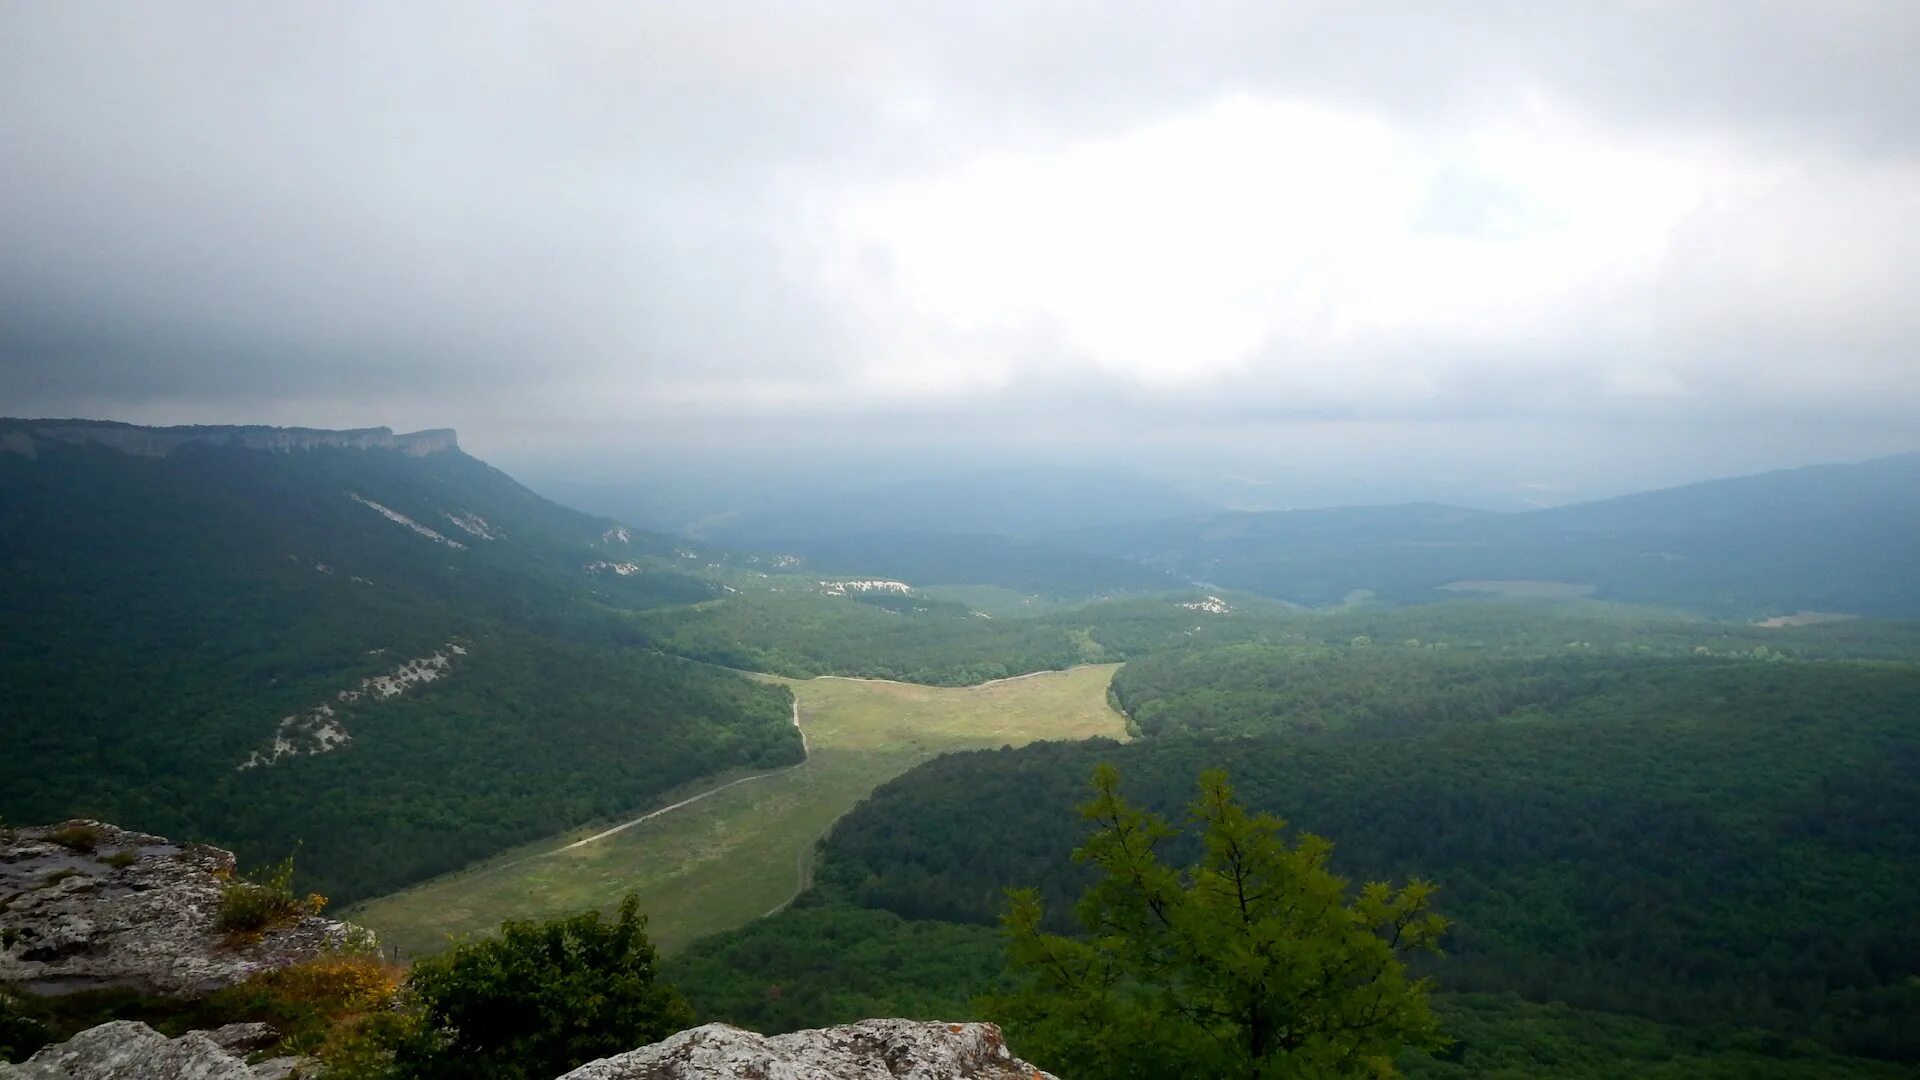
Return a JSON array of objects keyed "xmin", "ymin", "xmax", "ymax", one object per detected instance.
[{"xmin": 346, "ymin": 663, "xmax": 1127, "ymax": 957}]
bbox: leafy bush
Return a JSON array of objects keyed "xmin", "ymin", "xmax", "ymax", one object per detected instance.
[
  {"xmin": 394, "ymin": 894, "xmax": 694, "ymax": 1080},
  {"xmin": 217, "ymin": 854, "xmax": 326, "ymax": 935}
]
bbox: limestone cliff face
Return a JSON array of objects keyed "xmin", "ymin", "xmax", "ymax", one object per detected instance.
[
  {"xmin": 0, "ymin": 821, "xmax": 371, "ymax": 997},
  {"xmin": 0, "ymin": 420, "xmax": 457, "ymax": 459},
  {"xmin": 560, "ymin": 1020, "xmax": 1059, "ymax": 1080}
]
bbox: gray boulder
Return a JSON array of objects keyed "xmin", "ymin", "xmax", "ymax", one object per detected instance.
[
  {"xmin": 0, "ymin": 821, "xmax": 370, "ymax": 996},
  {"xmin": 558, "ymin": 1019, "xmax": 1058, "ymax": 1080},
  {"xmin": 0, "ymin": 1020, "xmax": 312, "ymax": 1079}
]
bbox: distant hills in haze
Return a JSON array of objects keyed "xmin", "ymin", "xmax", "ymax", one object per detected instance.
[
  {"xmin": 1062, "ymin": 452, "xmax": 1920, "ymax": 617},
  {"xmin": 536, "ymin": 446, "xmax": 1920, "ymax": 617},
  {"xmin": 527, "ymin": 463, "xmax": 1220, "ymax": 544},
  {"xmin": 547, "ymin": 447, "xmax": 1920, "ymax": 618},
  {"xmin": 539, "ymin": 444, "xmax": 1920, "ymax": 618}
]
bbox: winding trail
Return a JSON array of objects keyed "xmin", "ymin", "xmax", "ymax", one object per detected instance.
[
  {"xmin": 532, "ymin": 667, "xmax": 1069, "ymax": 902},
  {"xmin": 556, "ymin": 697, "xmax": 806, "ymax": 854},
  {"xmin": 456, "ymin": 697, "xmax": 807, "ymax": 881},
  {"xmin": 556, "ymin": 699, "xmax": 802, "ymax": 849},
  {"xmin": 551, "ymin": 667, "xmax": 1070, "ymax": 877}
]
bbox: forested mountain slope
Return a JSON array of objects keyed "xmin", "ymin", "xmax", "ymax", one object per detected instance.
[
  {"xmin": 0, "ymin": 420, "xmax": 800, "ymax": 903},
  {"xmin": 1063, "ymin": 453, "xmax": 1920, "ymax": 616}
]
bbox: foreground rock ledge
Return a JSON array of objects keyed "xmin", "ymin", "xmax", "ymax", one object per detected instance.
[
  {"xmin": 560, "ymin": 1019, "xmax": 1059, "ymax": 1080},
  {"xmin": 0, "ymin": 1020, "xmax": 310, "ymax": 1080},
  {"xmin": 0, "ymin": 820, "xmax": 367, "ymax": 996}
]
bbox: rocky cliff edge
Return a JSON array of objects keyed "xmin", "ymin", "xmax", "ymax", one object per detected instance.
[
  {"xmin": 0, "ymin": 821, "xmax": 369, "ymax": 997},
  {"xmin": 0, "ymin": 420, "xmax": 456, "ymax": 459}
]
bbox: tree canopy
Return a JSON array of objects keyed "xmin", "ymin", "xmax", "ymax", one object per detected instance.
[{"xmin": 996, "ymin": 766, "xmax": 1447, "ymax": 1079}]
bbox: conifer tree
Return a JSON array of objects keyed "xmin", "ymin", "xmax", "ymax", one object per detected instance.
[{"xmin": 996, "ymin": 765, "xmax": 1447, "ymax": 1078}]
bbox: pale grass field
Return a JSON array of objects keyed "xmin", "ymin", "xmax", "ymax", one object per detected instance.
[{"xmin": 347, "ymin": 663, "xmax": 1126, "ymax": 958}]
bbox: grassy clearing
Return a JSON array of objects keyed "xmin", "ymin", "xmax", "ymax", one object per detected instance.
[{"xmin": 347, "ymin": 664, "xmax": 1126, "ymax": 958}]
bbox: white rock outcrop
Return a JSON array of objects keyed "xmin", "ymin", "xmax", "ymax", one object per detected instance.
[
  {"xmin": 442, "ymin": 510, "xmax": 498, "ymax": 540},
  {"xmin": 0, "ymin": 822, "xmax": 369, "ymax": 996},
  {"xmin": 347, "ymin": 494, "xmax": 466, "ymax": 548},
  {"xmin": 1179, "ymin": 595, "xmax": 1232, "ymax": 615},
  {"xmin": 819, "ymin": 580, "xmax": 912, "ymax": 596},
  {"xmin": 0, "ymin": 1020, "xmax": 309, "ymax": 1079},
  {"xmin": 585, "ymin": 561, "xmax": 643, "ymax": 576},
  {"xmin": 558, "ymin": 1019, "xmax": 1057, "ymax": 1080},
  {"xmin": 239, "ymin": 644, "xmax": 465, "ymax": 769}
]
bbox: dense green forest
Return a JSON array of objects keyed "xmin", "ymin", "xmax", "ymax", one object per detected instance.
[
  {"xmin": 636, "ymin": 585, "xmax": 1920, "ymax": 687},
  {"xmin": 0, "ymin": 429, "xmax": 800, "ymax": 903},
  {"xmin": 673, "ymin": 646, "xmax": 1920, "ymax": 1074}
]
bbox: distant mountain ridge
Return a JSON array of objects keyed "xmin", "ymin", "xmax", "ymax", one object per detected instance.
[
  {"xmin": 1, "ymin": 418, "xmax": 457, "ymax": 458},
  {"xmin": 1060, "ymin": 453, "xmax": 1920, "ymax": 617}
]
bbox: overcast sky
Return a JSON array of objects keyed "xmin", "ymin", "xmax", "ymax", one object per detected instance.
[{"xmin": 4, "ymin": 2, "xmax": 1918, "ymax": 504}]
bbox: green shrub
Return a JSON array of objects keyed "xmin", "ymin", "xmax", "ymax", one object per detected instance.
[
  {"xmin": 217, "ymin": 854, "xmax": 325, "ymax": 935},
  {"xmin": 394, "ymin": 894, "xmax": 693, "ymax": 1080},
  {"xmin": 100, "ymin": 851, "xmax": 137, "ymax": 870}
]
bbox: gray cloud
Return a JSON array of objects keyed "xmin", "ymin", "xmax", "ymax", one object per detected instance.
[{"xmin": 2, "ymin": 2, "xmax": 1916, "ymax": 500}]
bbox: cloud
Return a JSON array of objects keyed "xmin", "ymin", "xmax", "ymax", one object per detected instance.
[
  {"xmin": 810, "ymin": 90, "xmax": 1920, "ymax": 424},
  {"xmin": 0, "ymin": 1, "xmax": 1915, "ymax": 493}
]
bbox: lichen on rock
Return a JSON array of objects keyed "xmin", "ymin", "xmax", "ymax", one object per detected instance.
[{"xmin": 558, "ymin": 1019, "xmax": 1058, "ymax": 1080}]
